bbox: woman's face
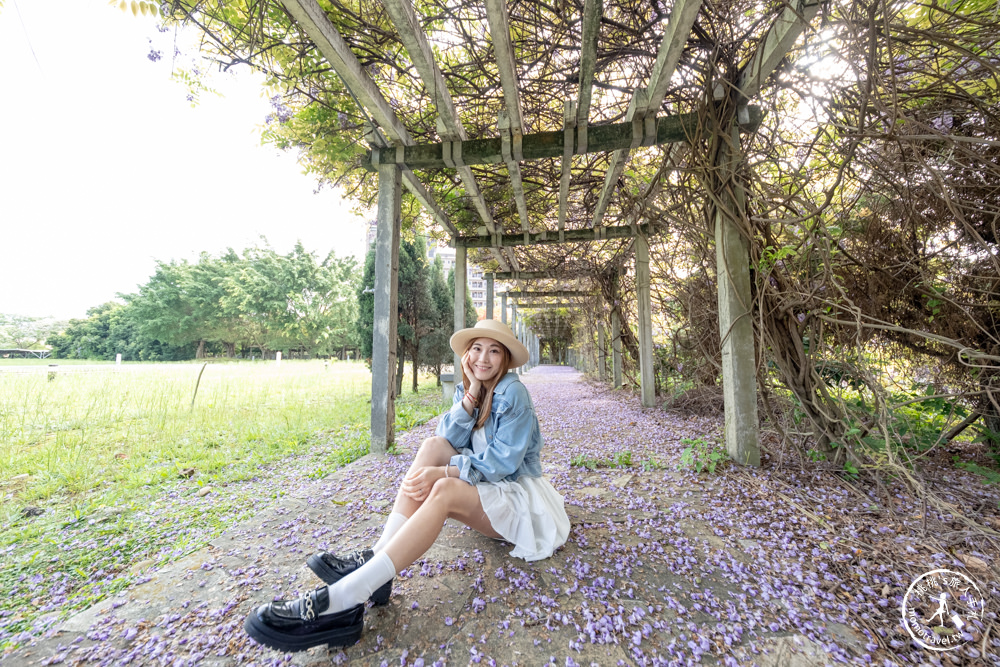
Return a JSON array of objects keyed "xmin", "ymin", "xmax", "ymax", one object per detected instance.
[{"xmin": 467, "ymin": 337, "xmax": 506, "ymax": 382}]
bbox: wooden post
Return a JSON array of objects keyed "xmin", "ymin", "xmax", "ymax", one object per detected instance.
[
  {"xmin": 636, "ymin": 235, "xmax": 655, "ymax": 407},
  {"xmin": 454, "ymin": 246, "xmax": 467, "ymax": 373},
  {"xmin": 612, "ymin": 278, "xmax": 623, "ymax": 389},
  {"xmin": 511, "ymin": 304, "xmax": 519, "ymax": 374},
  {"xmin": 371, "ymin": 162, "xmax": 402, "ymax": 455},
  {"xmin": 714, "ymin": 124, "xmax": 760, "ymax": 466},
  {"xmin": 486, "ymin": 274, "xmax": 494, "ymax": 319},
  {"xmin": 598, "ymin": 325, "xmax": 607, "ymax": 381}
]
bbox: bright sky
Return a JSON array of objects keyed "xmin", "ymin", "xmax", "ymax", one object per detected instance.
[{"xmin": 0, "ymin": 0, "xmax": 371, "ymax": 321}]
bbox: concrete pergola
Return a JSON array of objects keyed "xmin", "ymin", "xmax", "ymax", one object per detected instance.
[{"xmin": 280, "ymin": 0, "xmax": 822, "ymax": 465}]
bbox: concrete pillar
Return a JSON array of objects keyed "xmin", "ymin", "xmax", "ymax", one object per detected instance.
[
  {"xmin": 486, "ymin": 274, "xmax": 494, "ymax": 320},
  {"xmin": 598, "ymin": 325, "xmax": 607, "ymax": 381},
  {"xmin": 454, "ymin": 246, "xmax": 467, "ymax": 374},
  {"xmin": 612, "ymin": 278, "xmax": 623, "ymax": 389},
  {"xmin": 501, "ymin": 292, "xmax": 508, "ymax": 324},
  {"xmin": 371, "ymin": 162, "xmax": 401, "ymax": 455},
  {"xmin": 636, "ymin": 235, "xmax": 655, "ymax": 407},
  {"xmin": 715, "ymin": 124, "xmax": 760, "ymax": 466},
  {"xmin": 511, "ymin": 303, "xmax": 519, "ymax": 374}
]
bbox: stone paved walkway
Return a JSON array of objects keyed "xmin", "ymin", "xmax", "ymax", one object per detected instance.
[{"xmin": 7, "ymin": 367, "xmax": 874, "ymax": 666}]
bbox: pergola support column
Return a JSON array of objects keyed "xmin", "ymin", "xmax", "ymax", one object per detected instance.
[
  {"xmin": 511, "ymin": 303, "xmax": 519, "ymax": 373},
  {"xmin": 454, "ymin": 246, "xmax": 467, "ymax": 373},
  {"xmin": 612, "ymin": 277, "xmax": 623, "ymax": 389},
  {"xmin": 501, "ymin": 292, "xmax": 508, "ymax": 324},
  {"xmin": 714, "ymin": 124, "xmax": 761, "ymax": 466},
  {"xmin": 598, "ymin": 325, "xmax": 607, "ymax": 381},
  {"xmin": 371, "ymin": 163, "xmax": 402, "ymax": 454},
  {"xmin": 486, "ymin": 274, "xmax": 494, "ymax": 319},
  {"xmin": 636, "ymin": 235, "xmax": 655, "ymax": 407}
]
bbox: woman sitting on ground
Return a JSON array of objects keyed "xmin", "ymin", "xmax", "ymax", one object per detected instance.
[{"xmin": 245, "ymin": 319, "xmax": 571, "ymax": 652}]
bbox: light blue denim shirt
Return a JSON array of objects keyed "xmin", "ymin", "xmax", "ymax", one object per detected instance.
[{"xmin": 435, "ymin": 372, "xmax": 543, "ymax": 485}]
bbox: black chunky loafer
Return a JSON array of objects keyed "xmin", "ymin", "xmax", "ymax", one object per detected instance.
[
  {"xmin": 307, "ymin": 549, "xmax": 392, "ymax": 606},
  {"xmin": 244, "ymin": 586, "xmax": 364, "ymax": 652}
]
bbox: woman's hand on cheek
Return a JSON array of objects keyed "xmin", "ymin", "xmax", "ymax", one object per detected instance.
[{"xmin": 462, "ymin": 353, "xmax": 482, "ymax": 395}]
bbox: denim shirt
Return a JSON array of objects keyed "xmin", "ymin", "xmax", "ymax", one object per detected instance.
[{"xmin": 435, "ymin": 372, "xmax": 543, "ymax": 485}]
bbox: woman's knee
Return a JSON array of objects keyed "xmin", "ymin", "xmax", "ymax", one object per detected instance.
[
  {"xmin": 415, "ymin": 436, "xmax": 454, "ymax": 463},
  {"xmin": 426, "ymin": 476, "xmax": 466, "ymax": 504}
]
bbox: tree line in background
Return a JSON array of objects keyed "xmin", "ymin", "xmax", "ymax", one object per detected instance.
[
  {"xmin": 36, "ymin": 243, "xmax": 359, "ymax": 361},
  {"xmin": 356, "ymin": 236, "xmax": 476, "ymax": 393},
  {"xmin": 2, "ymin": 238, "xmax": 474, "ymax": 390}
]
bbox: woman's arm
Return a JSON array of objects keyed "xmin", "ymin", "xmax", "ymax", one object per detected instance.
[
  {"xmin": 435, "ymin": 384, "xmax": 475, "ymax": 449},
  {"xmin": 450, "ymin": 384, "xmax": 536, "ymax": 484}
]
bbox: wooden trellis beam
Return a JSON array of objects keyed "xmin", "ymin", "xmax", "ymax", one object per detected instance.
[
  {"xmin": 281, "ymin": 0, "xmax": 461, "ymax": 239},
  {"xmin": 576, "ymin": 0, "xmax": 602, "ymax": 136},
  {"xmin": 485, "ymin": 0, "xmax": 531, "ymax": 235},
  {"xmin": 558, "ymin": 0, "xmax": 603, "ymax": 230},
  {"xmin": 504, "ymin": 291, "xmax": 599, "ymax": 297},
  {"xmin": 738, "ymin": 0, "xmax": 821, "ymax": 100},
  {"xmin": 591, "ymin": 0, "xmax": 703, "ymax": 227},
  {"xmin": 515, "ymin": 302, "xmax": 589, "ymax": 309},
  {"xmin": 366, "ymin": 107, "xmax": 761, "ymax": 169},
  {"xmin": 379, "ymin": 0, "xmax": 510, "ymax": 270},
  {"xmin": 453, "ymin": 222, "xmax": 654, "ymax": 248},
  {"xmin": 494, "ymin": 268, "xmax": 618, "ymax": 279}
]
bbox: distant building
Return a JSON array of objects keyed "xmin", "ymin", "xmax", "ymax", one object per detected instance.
[
  {"xmin": 428, "ymin": 245, "xmax": 488, "ymax": 311},
  {"xmin": 365, "ymin": 231, "xmax": 490, "ymax": 311}
]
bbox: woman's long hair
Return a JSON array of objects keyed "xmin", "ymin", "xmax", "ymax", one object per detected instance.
[{"xmin": 461, "ymin": 338, "xmax": 511, "ymax": 429}]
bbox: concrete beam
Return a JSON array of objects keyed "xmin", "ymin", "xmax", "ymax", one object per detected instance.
[
  {"xmin": 485, "ymin": 0, "xmax": 531, "ymax": 236},
  {"xmin": 591, "ymin": 0, "xmax": 703, "ymax": 228},
  {"xmin": 515, "ymin": 302, "xmax": 590, "ymax": 309},
  {"xmin": 558, "ymin": 100, "xmax": 576, "ymax": 231},
  {"xmin": 738, "ymin": 0, "xmax": 821, "ymax": 100},
  {"xmin": 281, "ymin": 0, "xmax": 462, "ymax": 239},
  {"xmin": 454, "ymin": 222, "xmax": 655, "ymax": 248},
  {"xmin": 576, "ymin": 0, "xmax": 603, "ymax": 128},
  {"xmin": 366, "ymin": 108, "xmax": 762, "ymax": 170},
  {"xmin": 370, "ymin": 163, "xmax": 402, "ymax": 454},
  {"xmin": 505, "ymin": 291, "xmax": 599, "ymax": 297},
  {"xmin": 375, "ymin": 0, "xmax": 510, "ymax": 268}
]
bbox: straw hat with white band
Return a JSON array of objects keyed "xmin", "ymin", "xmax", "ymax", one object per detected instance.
[{"xmin": 449, "ymin": 319, "xmax": 529, "ymax": 370}]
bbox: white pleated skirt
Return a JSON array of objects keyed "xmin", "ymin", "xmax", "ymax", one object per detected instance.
[{"xmin": 477, "ymin": 475, "xmax": 570, "ymax": 562}]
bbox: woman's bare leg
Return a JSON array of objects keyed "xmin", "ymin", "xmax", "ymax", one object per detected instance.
[
  {"xmin": 392, "ymin": 436, "xmax": 458, "ymax": 517},
  {"xmin": 383, "ymin": 477, "xmax": 501, "ymax": 572}
]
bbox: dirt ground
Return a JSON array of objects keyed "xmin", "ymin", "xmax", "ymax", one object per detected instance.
[{"xmin": 6, "ymin": 366, "xmax": 998, "ymax": 666}]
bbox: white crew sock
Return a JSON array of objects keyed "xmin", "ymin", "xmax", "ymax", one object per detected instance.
[
  {"xmin": 372, "ymin": 511, "xmax": 408, "ymax": 553},
  {"xmin": 320, "ymin": 551, "xmax": 396, "ymax": 614}
]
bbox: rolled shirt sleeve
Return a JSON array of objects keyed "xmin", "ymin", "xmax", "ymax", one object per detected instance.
[{"xmin": 435, "ymin": 387, "xmax": 476, "ymax": 451}]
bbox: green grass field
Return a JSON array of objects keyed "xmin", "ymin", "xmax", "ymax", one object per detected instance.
[{"xmin": 0, "ymin": 359, "xmax": 445, "ymax": 650}]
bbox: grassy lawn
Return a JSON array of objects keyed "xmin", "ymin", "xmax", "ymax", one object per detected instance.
[{"xmin": 0, "ymin": 360, "xmax": 446, "ymax": 651}]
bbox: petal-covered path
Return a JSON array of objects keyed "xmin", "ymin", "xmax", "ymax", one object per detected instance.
[{"xmin": 7, "ymin": 366, "xmax": 999, "ymax": 666}]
